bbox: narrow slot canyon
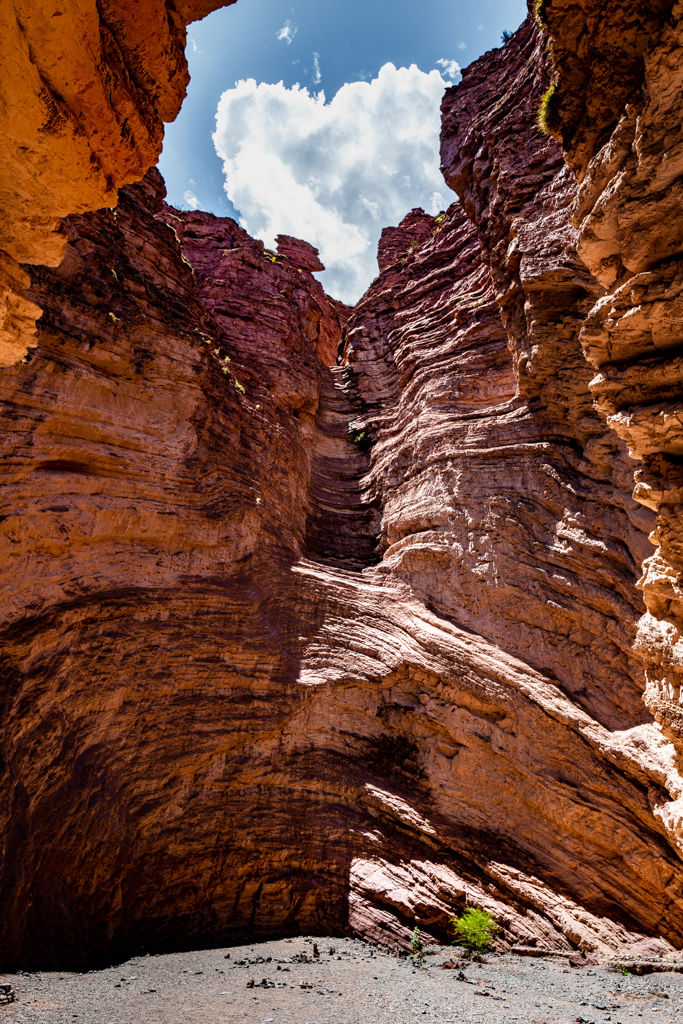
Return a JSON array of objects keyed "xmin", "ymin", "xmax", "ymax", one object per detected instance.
[{"xmin": 2, "ymin": 0, "xmax": 683, "ymax": 976}]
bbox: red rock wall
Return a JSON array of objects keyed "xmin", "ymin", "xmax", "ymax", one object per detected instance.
[
  {"xmin": 0, "ymin": 171, "xmax": 350, "ymax": 967},
  {"xmin": 3, "ymin": 0, "xmax": 683, "ymax": 972},
  {"xmin": 2, "ymin": 175, "xmax": 683, "ymax": 970},
  {"xmin": 340, "ymin": 199, "xmax": 683, "ymax": 955},
  {"xmin": 437, "ymin": 17, "xmax": 651, "ymax": 730},
  {"xmin": 541, "ymin": 0, "xmax": 683, "ymax": 852}
]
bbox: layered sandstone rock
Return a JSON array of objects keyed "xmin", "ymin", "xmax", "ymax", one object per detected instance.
[
  {"xmin": 3, "ymin": 0, "xmax": 683, "ymax": 974},
  {"xmin": 3, "ymin": 169, "xmax": 683, "ymax": 968},
  {"xmin": 0, "ymin": 171, "xmax": 349, "ymax": 967},
  {"xmin": 429, "ymin": 21, "xmax": 653, "ymax": 732},
  {"xmin": 540, "ymin": 0, "xmax": 683, "ymax": 848},
  {"xmin": 535, "ymin": 0, "xmax": 675, "ymax": 179},
  {"xmin": 341, "ymin": 199, "xmax": 683, "ymax": 955},
  {"xmin": 376, "ymin": 209, "xmax": 436, "ymax": 271},
  {"xmin": 0, "ymin": 0, "xmax": 231, "ymax": 365}
]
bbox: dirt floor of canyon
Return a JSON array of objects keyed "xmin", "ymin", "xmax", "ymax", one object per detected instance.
[{"xmin": 1, "ymin": 936, "xmax": 681, "ymax": 1024}]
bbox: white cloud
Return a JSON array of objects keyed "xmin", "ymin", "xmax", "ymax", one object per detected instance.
[
  {"xmin": 183, "ymin": 190, "xmax": 200, "ymax": 210},
  {"xmin": 212, "ymin": 63, "xmax": 454, "ymax": 303},
  {"xmin": 436, "ymin": 58, "xmax": 461, "ymax": 82},
  {"xmin": 312, "ymin": 53, "xmax": 321, "ymax": 85},
  {"xmin": 458, "ymin": 41, "xmax": 466, "ymax": 50},
  {"xmin": 277, "ymin": 20, "xmax": 296, "ymax": 44}
]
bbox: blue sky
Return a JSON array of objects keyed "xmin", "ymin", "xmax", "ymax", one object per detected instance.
[{"xmin": 159, "ymin": 0, "xmax": 526, "ymax": 299}]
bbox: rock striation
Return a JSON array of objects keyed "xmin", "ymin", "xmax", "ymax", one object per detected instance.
[
  {"xmin": 541, "ymin": 0, "xmax": 683, "ymax": 850},
  {"xmin": 2, "ymin": 0, "xmax": 683, "ymax": 973},
  {"xmin": 0, "ymin": 171, "xmax": 352, "ymax": 967},
  {"xmin": 0, "ymin": 0, "xmax": 231, "ymax": 365}
]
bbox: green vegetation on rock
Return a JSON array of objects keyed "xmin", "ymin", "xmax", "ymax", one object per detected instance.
[
  {"xmin": 533, "ymin": 0, "xmax": 549, "ymax": 29},
  {"xmin": 537, "ymin": 84, "xmax": 559, "ymax": 135}
]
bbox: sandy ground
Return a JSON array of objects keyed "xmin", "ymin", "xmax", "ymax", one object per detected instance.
[{"xmin": 1, "ymin": 936, "xmax": 681, "ymax": 1024}]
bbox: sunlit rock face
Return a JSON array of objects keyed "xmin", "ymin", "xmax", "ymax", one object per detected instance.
[
  {"xmin": 437, "ymin": 17, "xmax": 653, "ymax": 731},
  {"xmin": 3, "ymin": 3, "xmax": 683, "ymax": 971},
  {"xmin": 540, "ymin": 0, "xmax": 683, "ymax": 851},
  {"xmin": 0, "ymin": 0, "xmax": 232, "ymax": 364}
]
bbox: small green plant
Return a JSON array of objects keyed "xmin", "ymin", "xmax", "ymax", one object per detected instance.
[
  {"xmin": 349, "ymin": 426, "xmax": 372, "ymax": 452},
  {"xmin": 501, "ymin": 29, "xmax": 512, "ymax": 42},
  {"xmin": 234, "ymin": 379, "xmax": 245, "ymax": 393},
  {"xmin": 537, "ymin": 83, "xmax": 559, "ymax": 136},
  {"xmin": 620, "ymin": 964, "xmax": 630, "ymax": 976},
  {"xmin": 410, "ymin": 926, "xmax": 426, "ymax": 965},
  {"xmin": 533, "ymin": 0, "xmax": 549, "ymax": 29},
  {"xmin": 450, "ymin": 907, "xmax": 500, "ymax": 953},
  {"xmin": 434, "ymin": 212, "xmax": 446, "ymax": 224}
]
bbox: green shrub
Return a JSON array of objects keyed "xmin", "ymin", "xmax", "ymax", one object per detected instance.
[
  {"xmin": 537, "ymin": 84, "xmax": 559, "ymax": 136},
  {"xmin": 410, "ymin": 926, "xmax": 426, "ymax": 965},
  {"xmin": 501, "ymin": 30, "xmax": 512, "ymax": 42},
  {"xmin": 450, "ymin": 907, "xmax": 500, "ymax": 952}
]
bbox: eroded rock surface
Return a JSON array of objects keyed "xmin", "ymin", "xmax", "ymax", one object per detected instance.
[
  {"xmin": 3, "ymin": 166, "xmax": 683, "ymax": 968},
  {"xmin": 436, "ymin": 17, "xmax": 653, "ymax": 731},
  {"xmin": 0, "ymin": 0, "xmax": 231, "ymax": 364},
  {"xmin": 3, "ymin": 0, "xmax": 683, "ymax": 975},
  {"xmin": 541, "ymin": 0, "xmax": 683, "ymax": 850}
]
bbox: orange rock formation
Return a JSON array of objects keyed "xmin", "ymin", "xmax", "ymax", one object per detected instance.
[{"xmin": 0, "ymin": 0, "xmax": 231, "ymax": 364}]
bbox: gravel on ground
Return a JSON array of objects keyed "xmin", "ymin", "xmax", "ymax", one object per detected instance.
[{"xmin": 1, "ymin": 936, "xmax": 681, "ymax": 1024}]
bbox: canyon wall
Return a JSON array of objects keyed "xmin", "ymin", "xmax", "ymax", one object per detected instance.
[
  {"xmin": 0, "ymin": 0, "xmax": 230, "ymax": 365},
  {"xmin": 2, "ymin": 0, "xmax": 683, "ymax": 970},
  {"xmin": 540, "ymin": 0, "xmax": 683, "ymax": 845}
]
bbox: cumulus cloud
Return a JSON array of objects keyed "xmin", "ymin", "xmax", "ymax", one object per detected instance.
[
  {"xmin": 436, "ymin": 58, "xmax": 461, "ymax": 82},
  {"xmin": 212, "ymin": 63, "xmax": 454, "ymax": 302},
  {"xmin": 183, "ymin": 190, "xmax": 200, "ymax": 210},
  {"xmin": 277, "ymin": 20, "xmax": 296, "ymax": 44},
  {"xmin": 312, "ymin": 53, "xmax": 321, "ymax": 85}
]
